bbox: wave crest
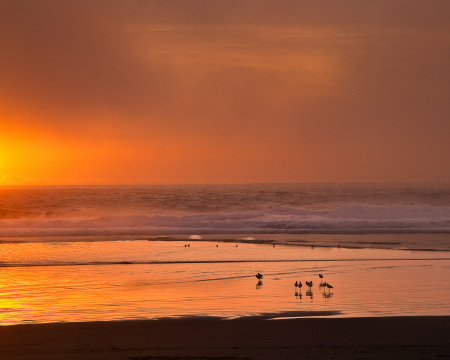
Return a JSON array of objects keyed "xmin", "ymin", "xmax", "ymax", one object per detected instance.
[{"xmin": 1, "ymin": 203, "xmax": 449, "ymax": 236}]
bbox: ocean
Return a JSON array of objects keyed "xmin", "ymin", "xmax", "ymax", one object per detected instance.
[
  {"xmin": 0, "ymin": 183, "xmax": 449, "ymax": 325},
  {"xmin": 1, "ymin": 183, "xmax": 450, "ymax": 237}
]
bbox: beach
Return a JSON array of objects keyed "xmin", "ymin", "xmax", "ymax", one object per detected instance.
[
  {"xmin": 1, "ymin": 238, "xmax": 449, "ymax": 324},
  {"xmin": 1, "ymin": 316, "xmax": 449, "ymax": 359},
  {"xmin": 1, "ymin": 185, "xmax": 449, "ymax": 358}
]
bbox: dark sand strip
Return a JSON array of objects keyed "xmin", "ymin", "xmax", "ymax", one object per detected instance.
[{"xmin": 1, "ymin": 316, "xmax": 450, "ymax": 359}]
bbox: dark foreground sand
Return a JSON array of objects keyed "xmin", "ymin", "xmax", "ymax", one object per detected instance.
[{"xmin": 1, "ymin": 316, "xmax": 449, "ymax": 360}]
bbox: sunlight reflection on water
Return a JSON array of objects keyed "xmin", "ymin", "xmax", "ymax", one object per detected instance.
[{"xmin": 0, "ymin": 240, "xmax": 449, "ymax": 325}]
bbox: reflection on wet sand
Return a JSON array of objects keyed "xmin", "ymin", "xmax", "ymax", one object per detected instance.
[
  {"xmin": 256, "ymin": 280, "xmax": 263, "ymax": 289},
  {"xmin": 294, "ymin": 277, "xmax": 335, "ymax": 301},
  {"xmin": 294, "ymin": 280, "xmax": 313, "ymax": 300},
  {"xmin": 1, "ymin": 240, "xmax": 449, "ymax": 325}
]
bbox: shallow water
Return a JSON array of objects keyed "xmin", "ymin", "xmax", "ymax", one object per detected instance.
[
  {"xmin": 0, "ymin": 239, "xmax": 449, "ymax": 325},
  {"xmin": 0, "ymin": 239, "xmax": 447, "ymax": 267}
]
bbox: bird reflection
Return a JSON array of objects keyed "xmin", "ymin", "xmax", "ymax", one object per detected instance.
[
  {"xmin": 306, "ymin": 290, "xmax": 313, "ymax": 299},
  {"xmin": 256, "ymin": 280, "xmax": 263, "ymax": 289},
  {"xmin": 295, "ymin": 290, "xmax": 302, "ymax": 300},
  {"xmin": 321, "ymin": 282, "xmax": 334, "ymax": 297}
]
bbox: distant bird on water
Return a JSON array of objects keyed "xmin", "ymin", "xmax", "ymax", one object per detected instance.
[
  {"xmin": 298, "ymin": 281, "xmax": 302, "ymax": 290},
  {"xmin": 326, "ymin": 283, "xmax": 334, "ymax": 292},
  {"xmin": 295, "ymin": 281, "xmax": 298, "ymax": 287},
  {"xmin": 319, "ymin": 274, "xmax": 323, "ymax": 281},
  {"xmin": 305, "ymin": 281, "xmax": 313, "ymax": 289},
  {"xmin": 255, "ymin": 273, "xmax": 263, "ymax": 279}
]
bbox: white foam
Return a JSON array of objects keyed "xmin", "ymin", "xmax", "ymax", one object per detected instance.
[{"xmin": 0, "ymin": 185, "xmax": 449, "ymax": 237}]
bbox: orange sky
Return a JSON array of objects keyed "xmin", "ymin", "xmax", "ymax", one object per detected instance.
[{"xmin": 1, "ymin": 0, "xmax": 449, "ymax": 185}]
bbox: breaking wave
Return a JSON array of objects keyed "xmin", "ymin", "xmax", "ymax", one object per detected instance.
[{"xmin": 1, "ymin": 203, "xmax": 449, "ymax": 236}]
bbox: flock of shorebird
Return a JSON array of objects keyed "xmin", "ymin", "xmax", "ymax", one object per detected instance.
[
  {"xmin": 296, "ymin": 274, "xmax": 334, "ymax": 292},
  {"xmin": 255, "ymin": 272, "xmax": 334, "ymax": 292}
]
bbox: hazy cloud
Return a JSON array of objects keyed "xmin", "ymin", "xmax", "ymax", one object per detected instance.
[{"xmin": 1, "ymin": 0, "xmax": 449, "ymax": 183}]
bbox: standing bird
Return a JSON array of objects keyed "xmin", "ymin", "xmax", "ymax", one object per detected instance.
[
  {"xmin": 326, "ymin": 283, "xmax": 334, "ymax": 292},
  {"xmin": 295, "ymin": 281, "xmax": 298, "ymax": 287},
  {"xmin": 256, "ymin": 273, "xmax": 263, "ymax": 280},
  {"xmin": 319, "ymin": 274, "xmax": 324, "ymax": 283},
  {"xmin": 298, "ymin": 281, "xmax": 302, "ymax": 290},
  {"xmin": 305, "ymin": 281, "xmax": 313, "ymax": 289}
]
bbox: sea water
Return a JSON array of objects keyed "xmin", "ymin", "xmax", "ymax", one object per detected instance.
[
  {"xmin": 0, "ymin": 184, "xmax": 449, "ymax": 324},
  {"xmin": 1, "ymin": 183, "xmax": 449, "ymax": 236}
]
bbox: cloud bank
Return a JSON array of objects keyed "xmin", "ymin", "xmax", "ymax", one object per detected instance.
[{"xmin": 1, "ymin": 0, "xmax": 449, "ymax": 184}]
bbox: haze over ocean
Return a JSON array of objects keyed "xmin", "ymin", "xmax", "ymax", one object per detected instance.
[{"xmin": 1, "ymin": 183, "xmax": 449, "ymax": 238}]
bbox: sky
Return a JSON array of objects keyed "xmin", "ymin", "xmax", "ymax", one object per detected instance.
[{"xmin": 1, "ymin": 0, "xmax": 449, "ymax": 185}]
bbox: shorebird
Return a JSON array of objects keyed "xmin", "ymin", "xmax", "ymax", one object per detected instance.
[
  {"xmin": 326, "ymin": 283, "xmax": 334, "ymax": 292},
  {"xmin": 298, "ymin": 281, "xmax": 302, "ymax": 290},
  {"xmin": 319, "ymin": 274, "xmax": 324, "ymax": 282},
  {"xmin": 255, "ymin": 273, "xmax": 263, "ymax": 280},
  {"xmin": 295, "ymin": 281, "xmax": 298, "ymax": 287},
  {"xmin": 305, "ymin": 281, "xmax": 313, "ymax": 289}
]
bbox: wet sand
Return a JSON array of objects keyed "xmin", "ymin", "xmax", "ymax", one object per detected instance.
[
  {"xmin": 1, "ymin": 316, "xmax": 449, "ymax": 359},
  {"xmin": 2, "ymin": 233, "xmax": 449, "ymax": 251}
]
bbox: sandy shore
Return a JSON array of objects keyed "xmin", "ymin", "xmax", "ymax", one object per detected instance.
[
  {"xmin": 1, "ymin": 316, "xmax": 449, "ymax": 359},
  {"xmin": 2, "ymin": 233, "xmax": 449, "ymax": 251}
]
